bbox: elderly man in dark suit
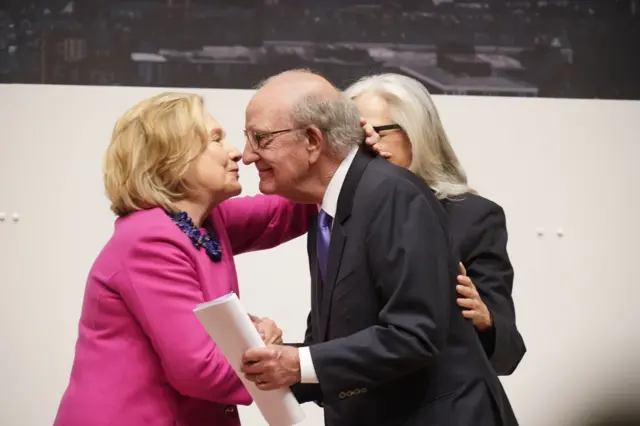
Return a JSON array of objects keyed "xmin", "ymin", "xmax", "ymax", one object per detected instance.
[{"xmin": 239, "ymin": 69, "xmax": 518, "ymax": 426}]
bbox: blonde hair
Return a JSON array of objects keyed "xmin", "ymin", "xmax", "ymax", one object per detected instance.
[
  {"xmin": 345, "ymin": 73, "xmax": 475, "ymax": 199},
  {"xmin": 103, "ymin": 92, "xmax": 209, "ymax": 216}
]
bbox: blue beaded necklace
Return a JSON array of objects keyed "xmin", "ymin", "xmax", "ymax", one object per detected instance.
[{"xmin": 165, "ymin": 211, "xmax": 223, "ymax": 262}]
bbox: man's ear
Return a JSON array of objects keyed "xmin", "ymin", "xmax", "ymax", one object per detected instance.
[{"xmin": 305, "ymin": 126, "xmax": 324, "ymax": 164}]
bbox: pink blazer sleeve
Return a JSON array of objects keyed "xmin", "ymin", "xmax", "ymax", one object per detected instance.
[
  {"xmin": 118, "ymin": 229, "xmax": 252, "ymax": 405},
  {"xmin": 217, "ymin": 195, "xmax": 316, "ymax": 255}
]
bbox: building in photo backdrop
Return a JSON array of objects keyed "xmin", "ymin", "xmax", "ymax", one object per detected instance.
[{"xmin": 0, "ymin": 0, "xmax": 638, "ymax": 99}]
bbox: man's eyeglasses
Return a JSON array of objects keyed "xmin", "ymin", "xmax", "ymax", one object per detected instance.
[
  {"xmin": 372, "ymin": 124, "xmax": 402, "ymax": 133},
  {"xmin": 244, "ymin": 128, "xmax": 299, "ymax": 150}
]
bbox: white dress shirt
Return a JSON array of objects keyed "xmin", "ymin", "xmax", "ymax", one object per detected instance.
[{"xmin": 298, "ymin": 146, "xmax": 359, "ymax": 384}]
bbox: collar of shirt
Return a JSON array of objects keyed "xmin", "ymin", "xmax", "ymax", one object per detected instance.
[{"xmin": 319, "ymin": 146, "xmax": 359, "ymax": 218}]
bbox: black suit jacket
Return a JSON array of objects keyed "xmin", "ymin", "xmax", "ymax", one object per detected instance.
[
  {"xmin": 442, "ymin": 195, "xmax": 526, "ymax": 375},
  {"xmin": 291, "ymin": 147, "xmax": 517, "ymax": 426}
]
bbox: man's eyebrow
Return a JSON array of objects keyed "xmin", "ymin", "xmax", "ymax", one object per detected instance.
[{"xmin": 245, "ymin": 121, "xmax": 269, "ymax": 132}]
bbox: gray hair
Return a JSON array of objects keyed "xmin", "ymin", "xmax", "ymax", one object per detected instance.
[
  {"xmin": 345, "ymin": 73, "xmax": 475, "ymax": 199},
  {"xmin": 255, "ymin": 68, "xmax": 363, "ymax": 158},
  {"xmin": 291, "ymin": 92, "xmax": 363, "ymax": 158}
]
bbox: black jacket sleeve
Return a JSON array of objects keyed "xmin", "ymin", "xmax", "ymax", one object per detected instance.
[
  {"xmin": 462, "ymin": 201, "xmax": 526, "ymax": 375},
  {"xmin": 289, "ymin": 312, "xmax": 324, "ymax": 404}
]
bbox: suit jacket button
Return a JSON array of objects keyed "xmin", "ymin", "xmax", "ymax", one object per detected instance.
[
  {"xmin": 338, "ymin": 391, "xmax": 346, "ymax": 399},
  {"xmin": 225, "ymin": 406, "xmax": 236, "ymax": 415}
]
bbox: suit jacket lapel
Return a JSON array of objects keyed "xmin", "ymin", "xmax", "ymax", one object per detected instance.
[
  {"xmin": 318, "ymin": 223, "xmax": 346, "ymax": 339},
  {"xmin": 307, "ymin": 213, "xmax": 323, "ymax": 343},
  {"xmin": 318, "ymin": 146, "xmax": 375, "ymax": 339}
]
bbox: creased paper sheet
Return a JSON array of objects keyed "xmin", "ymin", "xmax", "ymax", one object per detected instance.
[{"xmin": 194, "ymin": 292, "xmax": 305, "ymax": 426}]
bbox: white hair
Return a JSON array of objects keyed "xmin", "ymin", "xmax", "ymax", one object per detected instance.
[{"xmin": 345, "ymin": 73, "xmax": 475, "ymax": 199}]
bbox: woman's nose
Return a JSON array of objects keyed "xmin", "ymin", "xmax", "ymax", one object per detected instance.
[{"xmin": 228, "ymin": 146, "xmax": 241, "ymax": 163}]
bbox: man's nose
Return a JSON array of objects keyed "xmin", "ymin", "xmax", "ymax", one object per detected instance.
[{"xmin": 242, "ymin": 143, "xmax": 259, "ymax": 165}]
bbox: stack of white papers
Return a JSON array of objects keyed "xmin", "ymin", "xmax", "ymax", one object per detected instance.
[{"xmin": 194, "ymin": 292, "xmax": 305, "ymax": 426}]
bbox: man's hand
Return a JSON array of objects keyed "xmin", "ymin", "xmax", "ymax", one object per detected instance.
[
  {"xmin": 240, "ymin": 345, "xmax": 301, "ymax": 390},
  {"xmin": 249, "ymin": 314, "xmax": 283, "ymax": 345}
]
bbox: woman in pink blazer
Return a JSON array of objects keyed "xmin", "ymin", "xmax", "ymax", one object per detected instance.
[{"xmin": 53, "ymin": 93, "xmax": 317, "ymax": 426}]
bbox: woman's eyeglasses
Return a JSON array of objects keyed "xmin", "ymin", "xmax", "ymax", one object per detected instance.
[{"xmin": 372, "ymin": 124, "xmax": 402, "ymax": 133}]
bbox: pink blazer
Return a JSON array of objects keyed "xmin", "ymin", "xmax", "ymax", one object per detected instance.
[{"xmin": 54, "ymin": 195, "xmax": 314, "ymax": 426}]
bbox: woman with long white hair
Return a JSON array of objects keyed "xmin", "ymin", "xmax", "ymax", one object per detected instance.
[{"xmin": 346, "ymin": 73, "xmax": 526, "ymax": 376}]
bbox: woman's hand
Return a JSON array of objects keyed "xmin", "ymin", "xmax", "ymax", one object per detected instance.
[
  {"xmin": 361, "ymin": 117, "xmax": 392, "ymax": 159},
  {"xmin": 249, "ymin": 314, "xmax": 283, "ymax": 345},
  {"xmin": 456, "ymin": 263, "xmax": 492, "ymax": 331}
]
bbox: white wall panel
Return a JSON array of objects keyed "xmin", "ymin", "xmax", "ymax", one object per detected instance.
[{"xmin": 0, "ymin": 84, "xmax": 638, "ymax": 426}]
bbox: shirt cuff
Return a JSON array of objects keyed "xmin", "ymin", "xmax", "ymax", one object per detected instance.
[{"xmin": 298, "ymin": 346, "xmax": 319, "ymax": 384}]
